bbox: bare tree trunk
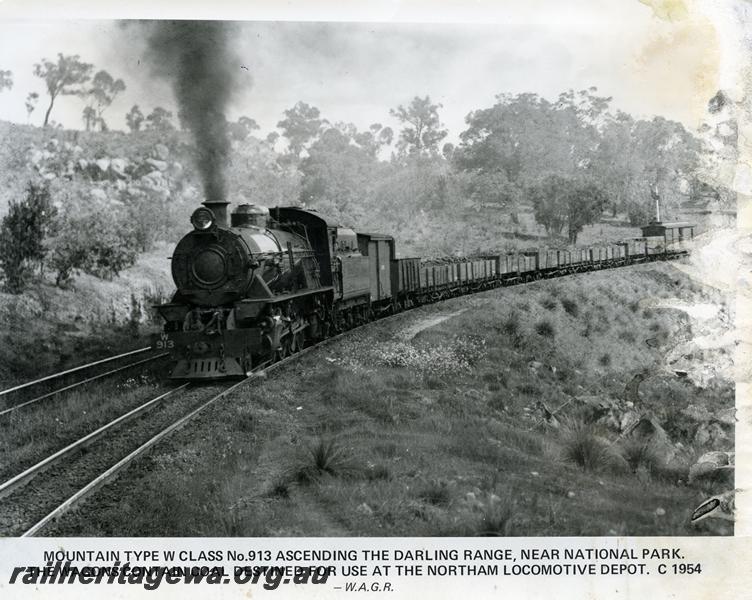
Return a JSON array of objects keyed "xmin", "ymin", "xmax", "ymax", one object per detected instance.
[
  {"xmin": 568, "ymin": 224, "xmax": 577, "ymax": 245},
  {"xmin": 43, "ymin": 95, "xmax": 55, "ymax": 127}
]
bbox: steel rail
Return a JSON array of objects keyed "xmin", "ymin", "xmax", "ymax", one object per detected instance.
[
  {"xmin": 0, "ymin": 353, "xmax": 170, "ymax": 418},
  {"xmin": 0, "ymin": 347, "xmax": 153, "ymax": 398},
  {"xmin": 0, "ymin": 384, "xmax": 189, "ymax": 501}
]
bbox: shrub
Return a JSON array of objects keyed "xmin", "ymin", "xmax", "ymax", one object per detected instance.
[
  {"xmin": 0, "ymin": 181, "xmax": 57, "ymax": 293},
  {"xmin": 211, "ymin": 503, "xmax": 263, "ymax": 537},
  {"xmin": 598, "ymin": 353, "xmax": 612, "ymax": 367},
  {"xmin": 49, "ymin": 210, "xmax": 139, "ymax": 286}
]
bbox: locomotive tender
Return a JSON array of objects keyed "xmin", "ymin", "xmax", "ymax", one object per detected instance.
[{"xmin": 156, "ymin": 198, "xmax": 691, "ymax": 380}]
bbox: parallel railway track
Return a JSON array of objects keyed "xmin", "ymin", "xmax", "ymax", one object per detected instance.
[
  {"xmin": 0, "ymin": 348, "xmax": 170, "ymax": 417},
  {"xmin": 1, "ymin": 322, "xmax": 368, "ymax": 536}
]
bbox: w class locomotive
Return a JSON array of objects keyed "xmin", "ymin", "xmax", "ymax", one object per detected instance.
[{"xmin": 155, "ymin": 198, "xmax": 378, "ymax": 378}]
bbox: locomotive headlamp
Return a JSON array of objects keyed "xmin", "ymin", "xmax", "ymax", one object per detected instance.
[{"xmin": 191, "ymin": 207, "xmax": 216, "ymax": 231}]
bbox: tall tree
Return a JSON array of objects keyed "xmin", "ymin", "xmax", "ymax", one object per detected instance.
[
  {"xmin": 277, "ymin": 102, "xmax": 325, "ymax": 158},
  {"xmin": 353, "ymin": 123, "xmax": 394, "ymax": 157},
  {"xmin": 125, "ymin": 104, "xmax": 145, "ymax": 132},
  {"xmin": 456, "ymin": 91, "xmax": 607, "ymax": 184},
  {"xmin": 390, "ymin": 96, "xmax": 448, "ymax": 157},
  {"xmin": 298, "ymin": 126, "xmax": 381, "ymax": 223},
  {"xmin": 24, "ymin": 92, "xmax": 39, "ymax": 121},
  {"xmin": 529, "ymin": 175, "xmax": 606, "ymax": 244},
  {"xmin": 145, "ymin": 106, "xmax": 175, "ymax": 132},
  {"xmin": 591, "ymin": 113, "xmax": 700, "ymax": 223},
  {"xmin": 0, "ymin": 70, "xmax": 12, "ymax": 92},
  {"xmin": 82, "ymin": 105, "xmax": 97, "ymax": 131},
  {"xmin": 85, "ymin": 70, "xmax": 126, "ymax": 131},
  {"xmin": 528, "ymin": 175, "xmax": 570, "ymax": 237},
  {"xmin": 228, "ymin": 116, "xmax": 260, "ymax": 141},
  {"xmin": 238, "ymin": 116, "xmax": 259, "ymax": 133},
  {"xmin": 33, "ymin": 54, "xmax": 93, "ymax": 126}
]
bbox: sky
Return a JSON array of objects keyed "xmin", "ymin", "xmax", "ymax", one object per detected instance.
[{"xmin": 0, "ymin": 0, "xmax": 746, "ymax": 143}]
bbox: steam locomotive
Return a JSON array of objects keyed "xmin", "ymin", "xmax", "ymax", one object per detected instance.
[
  {"xmin": 156, "ymin": 199, "xmax": 380, "ymax": 378},
  {"xmin": 156, "ymin": 199, "xmax": 691, "ymax": 380}
]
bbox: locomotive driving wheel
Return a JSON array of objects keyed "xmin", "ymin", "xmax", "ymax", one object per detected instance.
[
  {"xmin": 277, "ymin": 334, "xmax": 292, "ymax": 360},
  {"xmin": 290, "ymin": 331, "xmax": 303, "ymax": 353},
  {"xmin": 330, "ymin": 305, "xmax": 345, "ymax": 334}
]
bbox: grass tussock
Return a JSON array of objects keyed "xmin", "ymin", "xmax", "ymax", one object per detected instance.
[
  {"xmin": 472, "ymin": 490, "xmax": 518, "ymax": 537},
  {"xmin": 233, "ymin": 408, "xmax": 255, "ymax": 433},
  {"xmin": 558, "ymin": 418, "xmax": 623, "ymax": 472},
  {"xmin": 560, "ymin": 297, "xmax": 579, "ymax": 317},
  {"xmin": 535, "ymin": 319, "xmax": 555, "ymax": 338},
  {"xmin": 496, "ymin": 424, "xmax": 544, "ymax": 456},
  {"xmin": 289, "ymin": 436, "xmax": 362, "ymax": 485},
  {"xmin": 541, "ymin": 295, "xmax": 558, "ymax": 311},
  {"xmin": 618, "ymin": 437, "xmax": 663, "ymax": 474},
  {"xmin": 416, "ymin": 478, "xmax": 453, "ymax": 506}
]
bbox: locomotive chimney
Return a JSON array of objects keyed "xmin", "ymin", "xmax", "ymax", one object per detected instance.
[{"xmin": 203, "ymin": 198, "xmax": 229, "ymax": 228}]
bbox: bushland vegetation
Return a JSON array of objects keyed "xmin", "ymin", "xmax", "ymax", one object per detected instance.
[{"xmin": 0, "ymin": 81, "xmax": 737, "ymax": 293}]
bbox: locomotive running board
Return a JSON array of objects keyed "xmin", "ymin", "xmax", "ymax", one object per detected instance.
[{"xmin": 237, "ymin": 286, "xmax": 334, "ymax": 306}]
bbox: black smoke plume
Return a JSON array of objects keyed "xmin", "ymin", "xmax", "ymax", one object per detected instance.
[{"xmin": 143, "ymin": 21, "xmax": 243, "ymax": 203}]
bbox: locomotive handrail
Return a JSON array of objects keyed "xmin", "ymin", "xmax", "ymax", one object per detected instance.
[{"xmin": 0, "ymin": 347, "xmax": 153, "ymax": 397}]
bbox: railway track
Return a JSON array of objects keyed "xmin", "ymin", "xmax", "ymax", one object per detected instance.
[
  {"xmin": 0, "ymin": 348, "xmax": 170, "ymax": 417},
  {"xmin": 0, "ymin": 327, "xmax": 359, "ymax": 537},
  {"xmin": 0, "ymin": 382, "xmax": 212, "ymax": 536}
]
